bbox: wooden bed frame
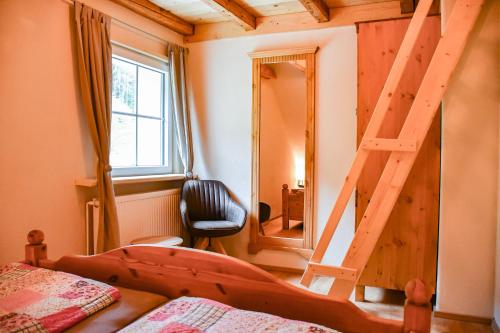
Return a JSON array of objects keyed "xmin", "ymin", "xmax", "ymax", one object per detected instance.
[{"xmin": 23, "ymin": 230, "xmax": 432, "ymax": 333}]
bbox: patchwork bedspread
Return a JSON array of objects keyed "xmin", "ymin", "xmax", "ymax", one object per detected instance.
[
  {"xmin": 119, "ymin": 296, "xmax": 339, "ymax": 333},
  {"xmin": 0, "ymin": 263, "xmax": 120, "ymax": 333}
]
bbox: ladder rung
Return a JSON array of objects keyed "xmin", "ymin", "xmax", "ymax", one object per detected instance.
[
  {"xmin": 308, "ymin": 263, "xmax": 358, "ymax": 281},
  {"xmin": 361, "ymin": 138, "xmax": 417, "ymax": 152}
]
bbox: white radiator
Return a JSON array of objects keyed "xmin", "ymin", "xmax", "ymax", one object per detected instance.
[{"xmin": 86, "ymin": 189, "xmax": 184, "ymax": 254}]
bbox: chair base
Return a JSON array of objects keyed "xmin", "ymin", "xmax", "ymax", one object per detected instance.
[
  {"xmin": 259, "ymin": 223, "xmax": 266, "ymax": 236},
  {"xmin": 194, "ymin": 237, "xmax": 227, "ymax": 255}
]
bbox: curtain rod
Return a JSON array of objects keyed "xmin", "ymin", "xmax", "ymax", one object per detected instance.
[{"xmin": 58, "ymin": 0, "xmax": 177, "ymax": 46}]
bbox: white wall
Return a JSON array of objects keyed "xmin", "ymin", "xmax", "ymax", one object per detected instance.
[
  {"xmin": 437, "ymin": 0, "xmax": 499, "ymax": 319},
  {"xmin": 0, "ymin": 0, "xmax": 182, "ymax": 265},
  {"xmin": 187, "ymin": 27, "xmax": 358, "ymax": 268}
]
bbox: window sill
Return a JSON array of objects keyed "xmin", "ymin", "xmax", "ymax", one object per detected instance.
[{"xmin": 75, "ymin": 174, "xmax": 185, "ymax": 188}]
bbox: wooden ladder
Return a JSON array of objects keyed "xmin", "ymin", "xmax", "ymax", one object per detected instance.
[{"xmin": 300, "ymin": 0, "xmax": 485, "ymax": 298}]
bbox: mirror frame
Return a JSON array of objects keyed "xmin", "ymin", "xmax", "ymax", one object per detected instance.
[{"xmin": 248, "ymin": 47, "xmax": 318, "ymax": 258}]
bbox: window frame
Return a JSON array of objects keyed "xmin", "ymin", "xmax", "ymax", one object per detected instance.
[{"xmin": 110, "ymin": 49, "xmax": 174, "ymax": 177}]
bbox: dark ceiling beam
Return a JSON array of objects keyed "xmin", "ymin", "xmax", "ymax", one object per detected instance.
[
  {"xmin": 400, "ymin": 0, "xmax": 416, "ymax": 13},
  {"xmin": 400, "ymin": 0, "xmax": 440, "ymax": 14}
]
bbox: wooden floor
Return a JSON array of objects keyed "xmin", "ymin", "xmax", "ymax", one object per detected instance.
[
  {"xmin": 268, "ymin": 270, "xmax": 493, "ymax": 333},
  {"xmin": 262, "ymin": 217, "xmax": 303, "ymax": 238}
]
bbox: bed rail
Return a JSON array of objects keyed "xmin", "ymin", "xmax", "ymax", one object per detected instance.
[{"xmin": 24, "ymin": 230, "xmax": 432, "ymax": 333}]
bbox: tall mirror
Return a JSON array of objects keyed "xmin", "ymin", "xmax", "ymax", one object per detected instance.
[{"xmin": 248, "ymin": 47, "xmax": 317, "ymax": 257}]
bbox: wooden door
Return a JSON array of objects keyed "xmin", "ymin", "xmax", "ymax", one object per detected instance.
[{"xmin": 356, "ymin": 17, "xmax": 441, "ymax": 292}]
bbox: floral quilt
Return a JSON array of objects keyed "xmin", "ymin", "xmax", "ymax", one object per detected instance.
[
  {"xmin": 0, "ymin": 263, "xmax": 120, "ymax": 333},
  {"xmin": 119, "ymin": 296, "xmax": 339, "ymax": 333}
]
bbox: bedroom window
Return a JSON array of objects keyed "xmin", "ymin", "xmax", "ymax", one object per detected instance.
[{"xmin": 110, "ymin": 47, "xmax": 172, "ymax": 176}]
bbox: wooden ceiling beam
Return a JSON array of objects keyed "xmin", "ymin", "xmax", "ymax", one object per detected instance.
[
  {"xmin": 298, "ymin": 0, "xmax": 330, "ymax": 22},
  {"xmin": 186, "ymin": 1, "xmax": 412, "ymax": 43},
  {"xmin": 199, "ymin": 0, "xmax": 256, "ymax": 30},
  {"xmin": 109, "ymin": 0, "xmax": 194, "ymax": 35}
]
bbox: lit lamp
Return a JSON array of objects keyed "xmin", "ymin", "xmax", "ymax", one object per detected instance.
[{"xmin": 295, "ymin": 156, "xmax": 305, "ymax": 188}]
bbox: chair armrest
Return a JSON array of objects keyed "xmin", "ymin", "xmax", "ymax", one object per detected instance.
[
  {"xmin": 180, "ymin": 199, "xmax": 192, "ymax": 230},
  {"xmin": 227, "ymin": 199, "xmax": 247, "ymax": 228}
]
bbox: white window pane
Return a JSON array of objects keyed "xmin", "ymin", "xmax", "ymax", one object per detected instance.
[
  {"xmin": 137, "ymin": 118, "xmax": 162, "ymax": 166},
  {"xmin": 112, "ymin": 59, "xmax": 136, "ymax": 114},
  {"xmin": 111, "ymin": 114, "xmax": 136, "ymax": 167},
  {"xmin": 137, "ymin": 67, "xmax": 162, "ymax": 118}
]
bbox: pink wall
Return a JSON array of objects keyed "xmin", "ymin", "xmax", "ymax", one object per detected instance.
[
  {"xmin": 259, "ymin": 63, "xmax": 306, "ymax": 219},
  {"xmin": 0, "ymin": 0, "xmax": 182, "ymax": 265},
  {"xmin": 0, "ymin": 0, "xmax": 92, "ymax": 265}
]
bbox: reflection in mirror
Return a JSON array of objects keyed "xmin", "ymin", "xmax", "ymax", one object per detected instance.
[
  {"xmin": 258, "ymin": 61, "xmax": 306, "ymax": 240},
  {"xmin": 249, "ymin": 47, "xmax": 316, "ymax": 255}
]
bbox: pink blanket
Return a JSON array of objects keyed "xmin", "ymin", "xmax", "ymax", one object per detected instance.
[
  {"xmin": 0, "ymin": 263, "xmax": 120, "ymax": 333},
  {"xmin": 119, "ymin": 296, "xmax": 339, "ymax": 333}
]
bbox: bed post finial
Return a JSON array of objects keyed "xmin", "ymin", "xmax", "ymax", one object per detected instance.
[
  {"xmin": 403, "ymin": 279, "xmax": 432, "ymax": 333},
  {"xmin": 25, "ymin": 230, "xmax": 47, "ymax": 267}
]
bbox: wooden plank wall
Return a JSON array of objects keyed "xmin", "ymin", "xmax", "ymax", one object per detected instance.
[{"xmin": 356, "ymin": 16, "xmax": 441, "ymax": 292}]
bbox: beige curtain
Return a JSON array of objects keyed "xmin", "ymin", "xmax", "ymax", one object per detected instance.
[
  {"xmin": 74, "ymin": 2, "xmax": 120, "ymax": 252},
  {"xmin": 167, "ymin": 44, "xmax": 194, "ymax": 178}
]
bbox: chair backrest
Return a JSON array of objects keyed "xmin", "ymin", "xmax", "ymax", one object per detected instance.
[
  {"xmin": 259, "ymin": 202, "xmax": 271, "ymax": 223},
  {"xmin": 181, "ymin": 180, "xmax": 231, "ymax": 221}
]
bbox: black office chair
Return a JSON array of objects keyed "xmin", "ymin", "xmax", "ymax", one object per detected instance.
[{"xmin": 180, "ymin": 179, "xmax": 247, "ymax": 254}]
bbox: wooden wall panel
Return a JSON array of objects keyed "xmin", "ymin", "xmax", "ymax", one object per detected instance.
[{"xmin": 356, "ymin": 16, "xmax": 441, "ymax": 292}]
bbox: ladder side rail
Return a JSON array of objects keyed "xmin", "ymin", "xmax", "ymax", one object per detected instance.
[
  {"xmin": 300, "ymin": 0, "xmax": 435, "ymax": 287},
  {"xmin": 329, "ymin": 0, "xmax": 485, "ymax": 298},
  {"xmin": 358, "ymin": 0, "xmax": 435, "ymax": 140}
]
